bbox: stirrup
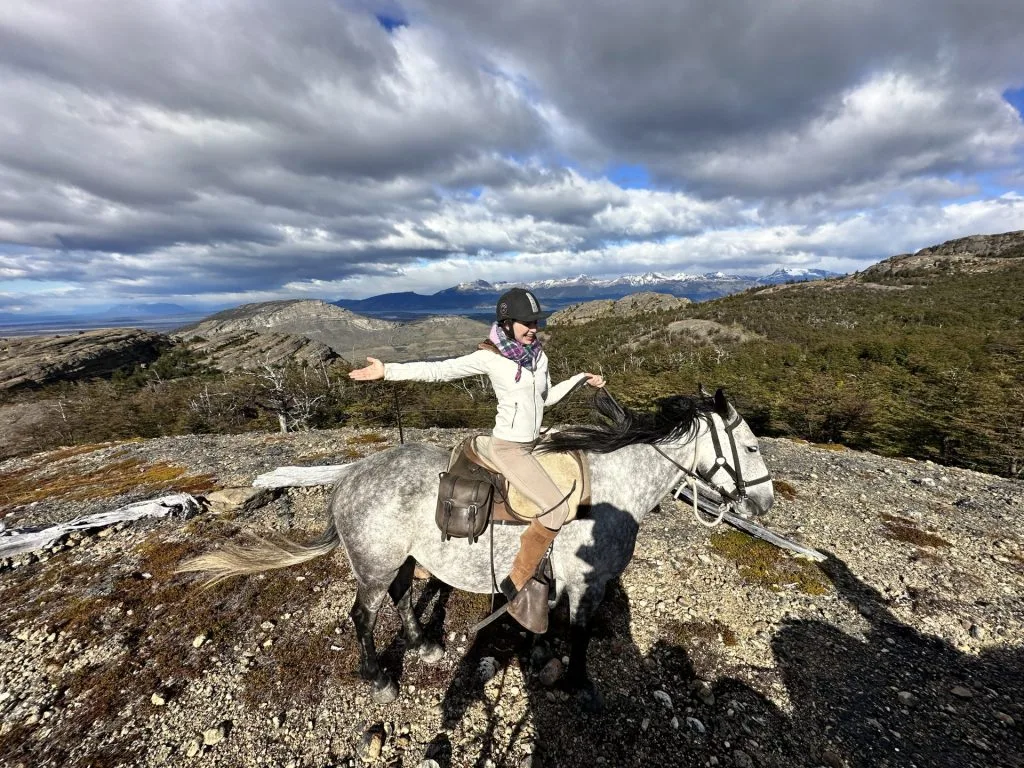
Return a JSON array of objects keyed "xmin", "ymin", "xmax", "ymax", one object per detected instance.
[{"xmin": 501, "ymin": 575, "xmax": 550, "ymax": 634}]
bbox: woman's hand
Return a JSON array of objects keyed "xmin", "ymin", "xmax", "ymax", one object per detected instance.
[
  {"xmin": 349, "ymin": 357, "xmax": 385, "ymax": 381},
  {"xmin": 584, "ymin": 373, "xmax": 606, "ymax": 388}
]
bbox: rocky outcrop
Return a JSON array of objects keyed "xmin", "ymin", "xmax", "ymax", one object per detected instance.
[
  {"xmin": 0, "ymin": 329, "xmax": 165, "ymax": 391},
  {"xmin": 177, "ymin": 300, "xmax": 491, "ymax": 363},
  {"xmin": 177, "ymin": 299, "xmax": 396, "ymax": 336},
  {"xmin": 185, "ymin": 331, "xmax": 339, "ymax": 371},
  {"xmin": 548, "ymin": 292, "xmax": 691, "ymax": 325},
  {"xmin": 856, "ymin": 230, "xmax": 1024, "ymax": 280}
]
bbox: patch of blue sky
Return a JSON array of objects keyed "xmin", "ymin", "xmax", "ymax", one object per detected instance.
[
  {"xmin": 1003, "ymin": 87, "xmax": 1024, "ymax": 119},
  {"xmin": 605, "ymin": 163, "xmax": 653, "ymax": 190},
  {"xmin": 375, "ymin": 13, "xmax": 406, "ymax": 32}
]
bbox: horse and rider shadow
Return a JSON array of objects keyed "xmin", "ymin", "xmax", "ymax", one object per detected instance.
[{"xmin": 411, "ymin": 540, "xmax": 1024, "ymax": 768}]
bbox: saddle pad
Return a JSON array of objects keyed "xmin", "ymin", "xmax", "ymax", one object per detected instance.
[{"xmin": 465, "ymin": 435, "xmax": 588, "ymax": 523}]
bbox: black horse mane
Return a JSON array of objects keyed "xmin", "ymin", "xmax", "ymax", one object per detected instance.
[{"xmin": 537, "ymin": 388, "xmax": 713, "ymax": 454}]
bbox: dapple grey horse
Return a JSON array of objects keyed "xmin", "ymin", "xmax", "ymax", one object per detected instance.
[{"xmin": 182, "ymin": 389, "xmax": 773, "ymax": 711}]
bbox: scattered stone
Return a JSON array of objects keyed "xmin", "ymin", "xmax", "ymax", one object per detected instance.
[
  {"xmin": 360, "ymin": 723, "xmax": 385, "ymax": 763},
  {"xmin": 733, "ymin": 749, "xmax": 754, "ymax": 768},
  {"xmin": 538, "ymin": 658, "xmax": 564, "ymax": 687},
  {"xmin": 641, "ymin": 718, "xmax": 650, "ymax": 732},
  {"xmin": 202, "ymin": 724, "xmax": 226, "ymax": 747},
  {"xmin": 206, "ymin": 487, "xmax": 275, "ymax": 515},
  {"xmin": 670, "ymin": 716, "xmax": 680, "ymax": 729},
  {"xmin": 478, "ymin": 657, "xmax": 499, "ymax": 682},
  {"xmin": 951, "ymin": 686, "xmax": 974, "ymax": 699},
  {"xmin": 685, "ymin": 716, "xmax": 706, "ymax": 734},
  {"xmin": 897, "ymin": 691, "xmax": 915, "ymax": 707},
  {"xmin": 969, "ymin": 625, "xmax": 986, "ymax": 640},
  {"xmin": 653, "ymin": 690, "xmax": 673, "ymax": 709},
  {"xmin": 995, "ymin": 712, "xmax": 1015, "ymax": 726},
  {"xmin": 192, "ymin": 634, "xmax": 207, "ymax": 649},
  {"xmin": 820, "ymin": 748, "xmax": 845, "ymax": 768},
  {"xmin": 151, "ymin": 693, "xmax": 166, "ymax": 707},
  {"xmin": 186, "ymin": 740, "xmax": 200, "ymax": 758},
  {"xmin": 695, "ymin": 681, "xmax": 716, "ymax": 706}
]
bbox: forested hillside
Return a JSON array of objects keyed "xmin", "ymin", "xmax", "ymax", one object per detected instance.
[
  {"xmin": 2, "ymin": 234, "xmax": 1021, "ymax": 477},
  {"xmin": 545, "ymin": 251, "xmax": 1024, "ymax": 477}
]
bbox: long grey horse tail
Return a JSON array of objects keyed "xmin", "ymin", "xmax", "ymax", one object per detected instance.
[{"xmin": 177, "ymin": 516, "xmax": 340, "ymax": 587}]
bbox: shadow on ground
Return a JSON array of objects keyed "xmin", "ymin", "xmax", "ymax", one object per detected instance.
[{"xmin": 414, "ymin": 554, "xmax": 1023, "ymax": 768}]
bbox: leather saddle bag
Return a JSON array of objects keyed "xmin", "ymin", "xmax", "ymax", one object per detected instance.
[{"xmin": 435, "ymin": 471, "xmax": 494, "ymax": 543}]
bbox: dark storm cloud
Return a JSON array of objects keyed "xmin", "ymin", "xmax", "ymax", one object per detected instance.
[
  {"xmin": 418, "ymin": 0, "xmax": 1024, "ymax": 194},
  {"xmin": 0, "ymin": 0, "xmax": 1022, "ymax": 312}
]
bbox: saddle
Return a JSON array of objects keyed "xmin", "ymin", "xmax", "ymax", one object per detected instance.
[{"xmin": 435, "ymin": 435, "xmax": 590, "ymax": 543}]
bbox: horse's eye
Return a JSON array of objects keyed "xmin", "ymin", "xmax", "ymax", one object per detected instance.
[{"xmin": 746, "ymin": 446, "xmax": 759, "ymax": 453}]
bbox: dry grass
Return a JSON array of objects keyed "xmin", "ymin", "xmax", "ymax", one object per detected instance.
[
  {"xmin": 710, "ymin": 530, "xmax": 831, "ymax": 595},
  {"xmin": 880, "ymin": 513, "xmax": 951, "ymax": 548},
  {"xmin": 811, "ymin": 442, "xmax": 848, "ymax": 452},
  {"xmin": 0, "ymin": 455, "xmax": 215, "ymax": 512},
  {"xmin": 348, "ymin": 432, "xmax": 388, "ymax": 445},
  {"xmin": 0, "ymin": 531, "xmax": 353, "ymax": 767},
  {"xmin": 773, "ymin": 479, "xmax": 798, "ymax": 500}
]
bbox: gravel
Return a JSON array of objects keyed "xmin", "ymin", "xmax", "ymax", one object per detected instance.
[{"xmin": 1, "ymin": 428, "xmax": 1022, "ymax": 767}]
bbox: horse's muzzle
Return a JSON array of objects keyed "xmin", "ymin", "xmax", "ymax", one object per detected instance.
[{"xmin": 733, "ymin": 491, "xmax": 774, "ymax": 519}]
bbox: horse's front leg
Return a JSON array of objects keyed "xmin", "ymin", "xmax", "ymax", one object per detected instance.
[
  {"xmin": 350, "ymin": 584, "xmax": 399, "ymax": 704},
  {"xmin": 564, "ymin": 580, "xmax": 608, "ymax": 714},
  {"xmin": 388, "ymin": 557, "xmax": 444, "ymax": 663}
]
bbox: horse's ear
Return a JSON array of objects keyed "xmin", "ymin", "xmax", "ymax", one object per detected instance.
[
  {"xmin": 698, "ymin": 382, "xmax": 712, "ymax": 399},
  {"xmin": 713, "ymin": 388, "xmax": 729, "ymax": 416}
]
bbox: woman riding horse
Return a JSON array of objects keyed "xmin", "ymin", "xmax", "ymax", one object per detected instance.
[{"xmin": 349, "ymin": 288, "xmax": 605, "ymax": 632}]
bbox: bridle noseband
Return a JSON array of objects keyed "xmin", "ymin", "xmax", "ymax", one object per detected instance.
[{"xmin": 653, "ymin": 410, "xmax": 772, "ymax": 525}]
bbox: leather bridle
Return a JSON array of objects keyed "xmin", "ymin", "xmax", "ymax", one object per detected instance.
[{"xmin": 653, "ymin": 410, "xmax": 772, "ymax": 511}]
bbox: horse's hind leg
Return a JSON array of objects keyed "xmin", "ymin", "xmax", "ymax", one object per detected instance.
[
  {"xmin": 389, "ymin": 557, "xmax": 443, "ymax": 663},
  {"xmin": 350, "ymin": 581, "xmax": 399, "ymax": 704}
]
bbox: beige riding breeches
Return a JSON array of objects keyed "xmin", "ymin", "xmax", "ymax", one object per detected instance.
[{"xmin": 488, "ymin": 437, "xmax": 571, "ymax": 530}]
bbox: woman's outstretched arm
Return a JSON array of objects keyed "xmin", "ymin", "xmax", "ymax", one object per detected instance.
[{"xmin": 350, "ymin": 350, "xmax": 494, "ymax": 384}]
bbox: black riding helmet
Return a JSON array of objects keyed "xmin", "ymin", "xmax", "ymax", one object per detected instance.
[{"xmin": 495, "ymin": 288, "xmax": 551, "ymax": 323}]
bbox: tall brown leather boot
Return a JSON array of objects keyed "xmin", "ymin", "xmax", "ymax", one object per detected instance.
[{"xmin": 500, "ymin": 520, "xmax": 559, "ymax": 633}]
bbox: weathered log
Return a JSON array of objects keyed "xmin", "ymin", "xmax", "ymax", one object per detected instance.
[
  {"xmin": 251, "ymin": 465, "xmax": 351, "ymax": 488},
  {"xmin": 0, "ymin": 493, "xmax": 201, "ymax": 560}
]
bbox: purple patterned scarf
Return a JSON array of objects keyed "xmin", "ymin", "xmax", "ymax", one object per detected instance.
[{"xmin": 489, "ymin": 322, "xmax": 542, "ymax": 382}]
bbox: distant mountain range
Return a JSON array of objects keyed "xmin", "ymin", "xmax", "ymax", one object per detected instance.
[
  {"xmin": 333, "ymin": 268, "xmax": 840, "ymax": 318},
  {"xmin": 0, "ymin": 268, "xmax": 838, "ymax": 334}
]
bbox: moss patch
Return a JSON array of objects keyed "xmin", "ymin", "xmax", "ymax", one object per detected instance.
[
  {"xmin": 880, "ymin": 513, "xmax": 951, "ymax": 548},
  {"xmin": 665, "ymin": 618, "xmax": 739, "ymax": 647},
  {"xmin": 709, "ymin": 530, "xmax": 831, "ymax": 595}
]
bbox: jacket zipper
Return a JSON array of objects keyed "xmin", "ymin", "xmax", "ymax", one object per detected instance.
[{"xmin": 510, "ymin": 402, "xmax": 518, "ymax": 429}]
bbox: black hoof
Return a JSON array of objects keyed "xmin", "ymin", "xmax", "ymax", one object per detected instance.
[{"xmin": 371, "ymin": 676, "xmax": 399, "ymax": 704}]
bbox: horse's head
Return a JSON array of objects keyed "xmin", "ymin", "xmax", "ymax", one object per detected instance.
[{"xmin": 690, "ymin": 388, "xmax": 774, "ymax": 519}]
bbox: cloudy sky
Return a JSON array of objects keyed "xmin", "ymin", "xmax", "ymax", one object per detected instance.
[{"xmin": 1, "ymin": 0, "xmax": 1023, "ymax": 316}]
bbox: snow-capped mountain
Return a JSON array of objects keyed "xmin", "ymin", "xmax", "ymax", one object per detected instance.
[
  {"xmin": 334, "ymin": 268, "xmax": 841, "ymax": 319},
  {"xmin": 756, "ymin": 268, "xmax": 838, "ymax": 285}
]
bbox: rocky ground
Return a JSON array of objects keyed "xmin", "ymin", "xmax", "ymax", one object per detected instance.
[{"xmin": 1, "ymin": 427, "xmax": 1022, "ymax": 768}]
